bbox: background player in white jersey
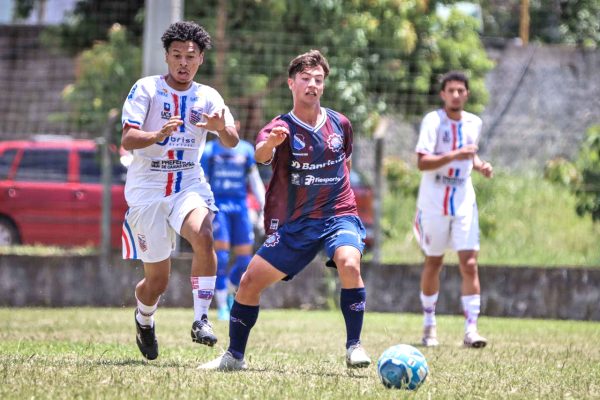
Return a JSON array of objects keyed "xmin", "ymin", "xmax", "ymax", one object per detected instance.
[
  {"xmin": 413, "ymin": 71, "xmax": 493, "ymax": 349},
  {"xmin": 121, "ymin": 21, "xmax": 239, "ymax": 360}
]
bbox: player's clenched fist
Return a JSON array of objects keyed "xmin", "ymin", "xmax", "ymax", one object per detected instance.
[
  {"xmin": 157, "ymin": 116, "xmax": 183, "ymax": 141},
  {"xmin": 267, "ymin": 126, "xmax": 289, "ymax": 148}
]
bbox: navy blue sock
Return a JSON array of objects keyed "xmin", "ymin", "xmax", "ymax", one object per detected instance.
[
  {"xmin": 340, "ymin": 287, "xmax": 366, "ymax": 349},
  {"xmin": 227, "ymin": 300, "xmax": 259, "ymax": 359}
]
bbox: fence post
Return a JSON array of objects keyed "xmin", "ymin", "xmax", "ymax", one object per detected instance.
[{"xmin": 100, "ymin": 109, "xmax": 120, "ymax": 271}]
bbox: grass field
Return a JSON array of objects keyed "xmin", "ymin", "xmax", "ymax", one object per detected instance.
[{"xmin": 1, "ymin": 308, "xmax": 599, "ymax": 399}]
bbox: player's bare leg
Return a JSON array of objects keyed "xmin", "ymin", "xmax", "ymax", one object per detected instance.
[
  {"xmin": 420, "ymin": 255, "xmax": 443, "ymax": 347},
  {"xmin": 199, "ymin": 255, "xmax": 284, "ymax": 370},
  {"xmin": 134, "ymin": 259, "xmax": 170, "ymax": 360},
  {"xmin": 458, "ymin": 250, "xmax": 487, "ymax": 348},
  {"xmin": 181, "ymin": 207, "xmax": 219, "ymax": 346},
  {"xmin": 334, "ymin": 246, "xmax": 371, "ymax": 368}
]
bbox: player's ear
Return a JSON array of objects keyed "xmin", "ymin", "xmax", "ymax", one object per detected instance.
[
  {"xmin": 287, "ymin": 77, "xmax": 293, "ymax": 90},
  {"xmin": 198, "ymin": 52, "xmax": 204, "ymax": 65}
]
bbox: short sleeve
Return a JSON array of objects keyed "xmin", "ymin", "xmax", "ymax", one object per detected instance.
[
  {"xmin": 122, "ymin": 79, "xmax": 150, "ymax": 129},
  {"xmin": 415, "ymin": 111, "xmax": 440, "ymax": 155}
]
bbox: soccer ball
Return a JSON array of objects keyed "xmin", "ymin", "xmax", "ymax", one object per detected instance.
[{"xmin": 377, "ymin": 344, "xmax": 429, "ymax": 390}]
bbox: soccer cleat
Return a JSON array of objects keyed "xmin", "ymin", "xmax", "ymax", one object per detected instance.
[
  {"xmin": 191, "ymin": 318, "xmax": 218, "ymax": 346},
  {"xmin": 217, "ymin": 306, "xmax": 230, "ymax": 321},
  {"xmin": 197, "ymin": 351, "xmax": 248, "ymax": 371},
  {"xmin": 421, "ymin": 325, "xmax": 439, "ymax": 347},
  {"xmin": 346, "ymin": 343, "xmax": 371, "ymax": 368},
  {"xmin": 463, "ymin": 331, "xmax": 488, "ymax": 348},
  {"xmin": 134, "ymin": 310, "xmax": 158, "ymax": 360}
]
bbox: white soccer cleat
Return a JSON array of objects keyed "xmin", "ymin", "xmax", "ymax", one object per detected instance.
[
  {"xmin": 198, "ymin": 351, "xmax": 248, "ymax": 371},
  {"xmin": 421, "ymin": 325, "xmax": 439, "ymax": 347},
  {"xmin": 463, "ymin": 331, "xmax": 487, "ymax": 349},
  {"xmin": 346, "ymin": 344, "xmax": 371, "ymax": 368}
]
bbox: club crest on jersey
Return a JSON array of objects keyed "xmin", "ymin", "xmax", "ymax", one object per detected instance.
[
  {"xmin": 327, "ymin": 133, "xmax": 343, "ymax": 152},
  {"xmin": 264, "ymin": 232, "xmax": 280, "ymax": 247},
  {"xmin": 137, "ymin": 234, "xmax": 147, "ymax": 252},
  {"xmin": 190, "ymin": 107, "xmax": 204, "ymax": 124},
  {"xmin": 293, "ymin": 134, "xmax": 306, "ymax": 150}
]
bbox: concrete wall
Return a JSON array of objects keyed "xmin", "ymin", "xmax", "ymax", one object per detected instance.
[{"xmin": 1, "ymin": 254, "xmax": 598, "ymax": 320}]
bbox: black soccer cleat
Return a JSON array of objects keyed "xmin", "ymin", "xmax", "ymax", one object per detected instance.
[
  {"xmin": 135, "ymin": 310, "xmax": 158, "ymax": 360},
  {"xmin": 191, "ymin": 317, "xmax": 218, "ymax": 347}
]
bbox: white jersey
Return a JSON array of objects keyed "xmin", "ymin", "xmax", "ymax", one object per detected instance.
[
  {"xmin": 415, "ymin": 109, "xmax": 482, "ymax": 217},
  {"xmin": 122, "ymin": 75, "xmax": 234, "ymax": 206}
]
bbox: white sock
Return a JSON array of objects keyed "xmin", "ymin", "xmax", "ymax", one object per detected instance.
[
  {"xmin": 135, "ymin": 294, "xmax": 158, "ymax": 327},
  {"xmin": 420, "ymin": 292, "xmax": 439, "ymax": 327},
  {"xmin": 461, "ymin": 294, "xmax": 481, "ymax": 334},
  {"xmin": 191, "ymin": 276, "xmax": 216, "ymax": 321},
  {"xmin": 215, "ymin": 289, "xmax": 228, "ymax": 309}
]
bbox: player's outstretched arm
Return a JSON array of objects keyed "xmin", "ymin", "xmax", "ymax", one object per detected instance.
[
  {"xmin": 196, "ymin": 108, "xmax": 240, "ymax": 148},
  {"xmin": 121, "ymin": 116, "xmax": 182, "ymax": 150}
]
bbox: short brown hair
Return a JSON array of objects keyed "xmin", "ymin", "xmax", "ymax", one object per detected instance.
[{"xmin": 288, "ymin": 50, "xmax": 330, "ymax": 78}]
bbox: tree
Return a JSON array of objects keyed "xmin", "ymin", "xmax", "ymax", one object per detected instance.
[
  {"xmin": 186, "ymin": 0, "xmax": 494, "ymax": 136},
  {"xmin": 61, "ymin": 24, "xmax": 141, "ymax": 140},
  {"xmin": 15, "ymin": 0, "xmax": 144, "ymax": 53},
  {"xmin": 573, "ymin": 125, "xmax": 600, "ymax": 222}
]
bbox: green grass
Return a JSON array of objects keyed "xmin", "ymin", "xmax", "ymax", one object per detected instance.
[
  {"xmin": 1, "ymin": 308, "xmax": 599, "ymax": 399},
  {"xmin": 379, "ymin": 172, "xmax": 600, "ymax": 266}
]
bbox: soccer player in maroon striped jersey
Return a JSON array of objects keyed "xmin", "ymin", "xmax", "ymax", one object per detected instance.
[{"xmin": 200, "ymin": 50, "xmax": 371, "ymax": 371}]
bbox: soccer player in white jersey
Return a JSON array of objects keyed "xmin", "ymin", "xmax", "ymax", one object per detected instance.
[
  {"xmin": 120, "ymin": 21, "xmax": 239, "ymax": 360},
  {"xmin": 413, "ymin": 71, "xmax": 493, "ymax": 349}
]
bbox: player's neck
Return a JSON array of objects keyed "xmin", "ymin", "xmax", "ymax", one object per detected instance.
[
  {"xmin": 444, "ymin": 107, "xmax": 462, "ymax": 121},
  {"xmin": 292, "ymin": 103, "xmax": 322, "ymax": 127},
  {"xmin": 164, "ymin": 74, "xmax": 193, "ymax": 92}
]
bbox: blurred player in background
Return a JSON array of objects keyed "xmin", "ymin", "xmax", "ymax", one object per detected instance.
[
  {"xmin": 201, "ymin": 120, "xmax": 266, "ymax": 321},
  {"xmin": 200, "ymin": 49, "xmax": 371, "ymax": 371},
  {"xmin": 412, "ymin": 70, "xmax": 493, "ymax": 349},
  {"xmin": 121, "ymin": 21, "xmax": 239, "ymax": 360}
]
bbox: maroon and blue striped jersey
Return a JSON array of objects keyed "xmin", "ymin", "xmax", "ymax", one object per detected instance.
[{"xmin": 256, "ymin": 108, "xmax": 358, "ymax": 235}]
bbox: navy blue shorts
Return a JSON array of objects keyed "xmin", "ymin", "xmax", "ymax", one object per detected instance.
[{"xmin": 256, "ymin": 215, "xmax": 366, "ymax": 280}]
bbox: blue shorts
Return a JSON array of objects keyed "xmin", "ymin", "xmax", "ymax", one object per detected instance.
[
  {"xmin": 213, "ymin": 199, "xmax": 254, "ymax": 246},
  {"xmin": 256, "ymin": 215, "xmax": 366, "ymax": 280}
]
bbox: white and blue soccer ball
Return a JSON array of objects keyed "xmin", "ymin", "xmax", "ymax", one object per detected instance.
[{"xmin": 377, "ymin": 344, "xmax": 429, "ymax": 390}]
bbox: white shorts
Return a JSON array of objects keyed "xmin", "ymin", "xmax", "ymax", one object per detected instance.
[
  {"xmin": 413, "ymin": 204, "xmax": 480, "ymax": 256},
  {"xmin": 122, "ymin": 183, "xmax": 218, "ymax": 262}
]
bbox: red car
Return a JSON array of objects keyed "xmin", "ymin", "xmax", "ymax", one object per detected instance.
[{"xmin": 0, "ymin": 137, "xmax": 128, "ymax": 248}]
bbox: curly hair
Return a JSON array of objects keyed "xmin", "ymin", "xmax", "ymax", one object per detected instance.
[
  {"xmin": 161, "ymin": 21, "xmax": 212, "ymax": 52},
  {"xmin": 440, "ymin": 70, "xmax": 469, "ymax": 91},
  {"xmin": 288, "ymin": 50, "xmax": 330, "ymax": 78}
]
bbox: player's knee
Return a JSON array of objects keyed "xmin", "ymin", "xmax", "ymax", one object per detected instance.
[
  {"xmin": 146, "ymin": 276, "xmax": 169, "ymax": 295},
  {"xmin": 187, "ymin": 227, "xmax": 214, "ymax": 251},
  {"xmin": 460, "ymin": 257, "xmax": 478, "ymax": 276},
  {"xmin": 337, "ymin": 257, "xmax": 361, "ymax": 279}
]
